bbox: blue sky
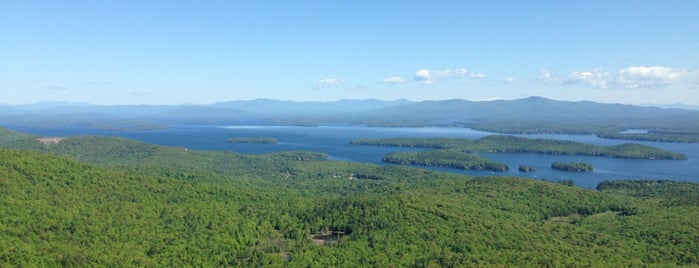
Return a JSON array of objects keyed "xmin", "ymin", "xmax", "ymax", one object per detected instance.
[{"xmin": 1, "ymin": 1, "xmax": 698, "ymax": 105}]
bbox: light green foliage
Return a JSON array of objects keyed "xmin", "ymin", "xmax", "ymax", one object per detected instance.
[{"xmin": 0, "ymin": 127, "xmax": 698, "ymax": 266}]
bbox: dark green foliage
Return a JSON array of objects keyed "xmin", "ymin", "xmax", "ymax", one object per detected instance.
[
  {"xmin": 518, "ymin": 165, "xmax": 536, "ymax": 172},
  {"xmin": 1, "ymin": 127, "xmax": 698, "ymax": 266},
  {"xmin": 383, "ymin": 149, "xmax": 509, "ymax": 171},
  {"xmin": 0, "ymin": 127, "xmax": 36, "ymax": 144},
  {"xmin": 352, "ymin": 135, "xmax": 687, "ymax": 160},
  {"xmin": 551, "ymin": 162, "xmax": 593, "ymax": 172},
  {"xmin": 598, "ymin": 180, "xmax": 699, "ymax": 206},
  {"xmin": 558, "ymin": 179, "xmax": 575, "ymax": 187},
  {"xmin": 227, "ymin": 137, "xmax": 278, "ymax": 144}
]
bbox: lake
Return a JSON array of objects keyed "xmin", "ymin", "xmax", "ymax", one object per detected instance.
[{"xmin": 11, "ymin": 124, "xmax": 699, "ymax": 189}]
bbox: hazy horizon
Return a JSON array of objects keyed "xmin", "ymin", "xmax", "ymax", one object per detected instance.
[
  {"xmin": 4, "ymin": 96, "xmax": 699, "ymax": 111},
  {"xmin": 2, "ymin": 1, "xmax": 698, "ymax": 105}
]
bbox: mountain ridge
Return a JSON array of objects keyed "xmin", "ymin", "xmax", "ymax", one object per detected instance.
[{"xmin": 2, "ymin": 96, "xmax": 698, "ymax": 142}]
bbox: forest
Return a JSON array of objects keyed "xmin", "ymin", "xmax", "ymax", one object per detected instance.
[
  {"xmin": 352, "ymin": 135, "xmax": 684, "ymax": 174},
  {"xmin": 551, "ymin": 162, "xmax": 594, "ymax": 172},
  {"xmin": 0, "ymin": 127, "xmax": 698, "ymax": 267},
  {"xmin": 383, "ymin": 149, "xmax": 509, "ymax": 171},
  {"xmin": 350, "ymin": 135, "xmax": 687, "ymax": 160}
]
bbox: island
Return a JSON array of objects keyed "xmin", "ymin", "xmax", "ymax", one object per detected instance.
[
  {"xmin": 350, "ymin": 135, "xmax": 687, "ymax": 160},
  {"xmin": 551, "ymin": 162, "xmax": 593, "ymax": 172},
  {"xmin": 518, "ymin": 165, "xmax": 536, "ymax": 172},
  {"xmin": 382, "ymin": 149, "xmax": 509, "ymax": 171},
  {"xmin": 226, "ymin": 137, "xmax": 278, "ymax": 144}
]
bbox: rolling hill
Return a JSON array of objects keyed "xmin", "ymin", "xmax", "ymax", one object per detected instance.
[{"xmin": 1, "ymin": 127, "xmax": 698, "ymax": 266}]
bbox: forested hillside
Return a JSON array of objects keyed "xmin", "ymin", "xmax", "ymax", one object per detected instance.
[{"xmin": 1, "ymin": 128, "xmax": 698, "ymax": 266}]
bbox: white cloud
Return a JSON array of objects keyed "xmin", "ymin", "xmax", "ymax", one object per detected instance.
[
  {"xmin": 504, "ymin": 77, "xmax": 515, "ymax": 82},
  {"xmin": 313, "ymin": 78, "xmax": 343, "ymax": 89},
  {"xmin": 415, "ymin": 69, "xmax": 433, "ymax": 84},
  {"xmin": 541, "ymin": 66, "xmax": 698, "ymax": 89},
  {"xmin": 383, "ymin": 76, "xmax": 406, "ymax": 84},
  {"xmin": 414, "ymin": 68, "xmax": 484, "ymax": 84},
  {"xmin": 566, "ymin": 69, "xmax": 613, "ymax": 88},
  {"xmin": 617, "ymin": 66, "xmax": 690, "ymax": 88},
  {"xmin": 470, "ymin": 72, "xmax": 486, "ymax": 79},
  {"xmin": 538, "ymin": 69, "xmax": 557, "ymax": 83}
]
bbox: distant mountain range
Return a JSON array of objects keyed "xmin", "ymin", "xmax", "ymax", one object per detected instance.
[
  {"xmin": 0, "ymin": 98, "xmax": 412, "ymax": 117},
  {"xmin": 2, "ymin": 97, "xmax": 698, "ymax": 141},
  {"xmin": 211, "ymin": 98, "xmax": 412, "ymax": 115},
  {"xmin": 4, "ymin": 96, "xmax": 696, "ymax": 118},
  {"xmin": 644, "ymin": 103, "xmax": 699, "ymax": 110},
  {"xmin": 367, "ymin": 96, "xmax": 698, "ymax": 122}
]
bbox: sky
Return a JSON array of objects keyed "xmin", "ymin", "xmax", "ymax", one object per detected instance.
[{"xmin": 1, "ymin": 0, "xmax": 698, "ymax": 105}]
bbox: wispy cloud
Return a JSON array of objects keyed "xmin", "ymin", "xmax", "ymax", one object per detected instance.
[
  {"xmin": 81, "ymin": 81, "xmax": 113, "ymax": 86},
  {"xmin": 383, "ymin": 76, "xmax": 406, "ymax": 84},
  {"xmin": 469, "ymin": 72, "xmax": 486, "ymax": 79},
  {"xmin": 45, "ymin": 85, "xmax": 68, "ymax": 94},
  {"xmin": 313, "ymin": 78, "xmax": 343, "ymax": 90},
  {"xmin": 538, "ymin": 69, "xmax": 557, "ymax": 83},
  {"xmin": 540, "ymin": 66, "xmax": 698, "ymax": 89},
  {"xmin": 477, "ymin": 97, "xmax": 503, "ymax": 101},
  {"xmin": 414, "ymin": 68, "xmax": 485, "ymax": 84},
  {"xmin": 504, "ymin": 77, "xmax": 515, "ymax": 83},
  {"xmin": 566, "ymin": 69, "xmax": 613, "ymax": 88},
  {"xmin": 616, "ymin": 66, "xmax": 692, "ymax": 89}
]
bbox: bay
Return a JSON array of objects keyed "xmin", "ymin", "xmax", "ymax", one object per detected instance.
[{"xmin": 11, "ymin": 124, "xmax": 699, "ymax": 189}]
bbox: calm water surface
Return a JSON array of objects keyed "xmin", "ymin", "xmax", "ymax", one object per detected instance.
[{"xmin": 12, "ymin": 125, "xmax": 699, "ymax": 189}]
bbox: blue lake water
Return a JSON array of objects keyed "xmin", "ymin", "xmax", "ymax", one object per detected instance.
[{"xmin": 11, "ymin": 125, "xmax": 699, "ymax": 189}]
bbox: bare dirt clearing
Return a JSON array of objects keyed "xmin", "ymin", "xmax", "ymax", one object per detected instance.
[{"xmin": 37, "ymin": 137, "xmax": 65, "ymax": 145}]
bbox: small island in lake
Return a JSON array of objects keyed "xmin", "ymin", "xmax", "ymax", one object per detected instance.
[
  {"xmin": 226, "ymin": 137, "xmax": 278, "ymax": 144},
  {"xmin": 518, "ymin": 165, "xmax": 536, "ymax": 172},
  {"xmin": 552, "ymin": 162, "xmax": 593, "ymax": 172},
  {"xmin": 382, "ymin": 149, "xmax": 509, "ymax": 171}
]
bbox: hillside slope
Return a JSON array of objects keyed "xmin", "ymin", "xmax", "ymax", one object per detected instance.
[{"xmin": 1, "ymin": 129, "xmax": 698, "ymax": 266}]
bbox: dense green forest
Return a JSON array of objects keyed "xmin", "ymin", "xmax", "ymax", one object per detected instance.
[
  {"xmin": 518, "ymin": 165, "xmax": 536, "ymax": 172},
  {"xmin": 551, "ymin": 162, "xmax": 594, "ymax": 172},
  {"xmin": 383, "ymin": 149, "xmax": 509, "ymax": 171},
  {"xmin": 351, "ymin": 135, "xmax": 687, "ymax": 160},
  {"xmin": 1, "ymin": 127, "xmax": 698, "ymax": 266},
  {"xmin": 598, "ymin": 180, "xmax": 699, "ymax": 207}
]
